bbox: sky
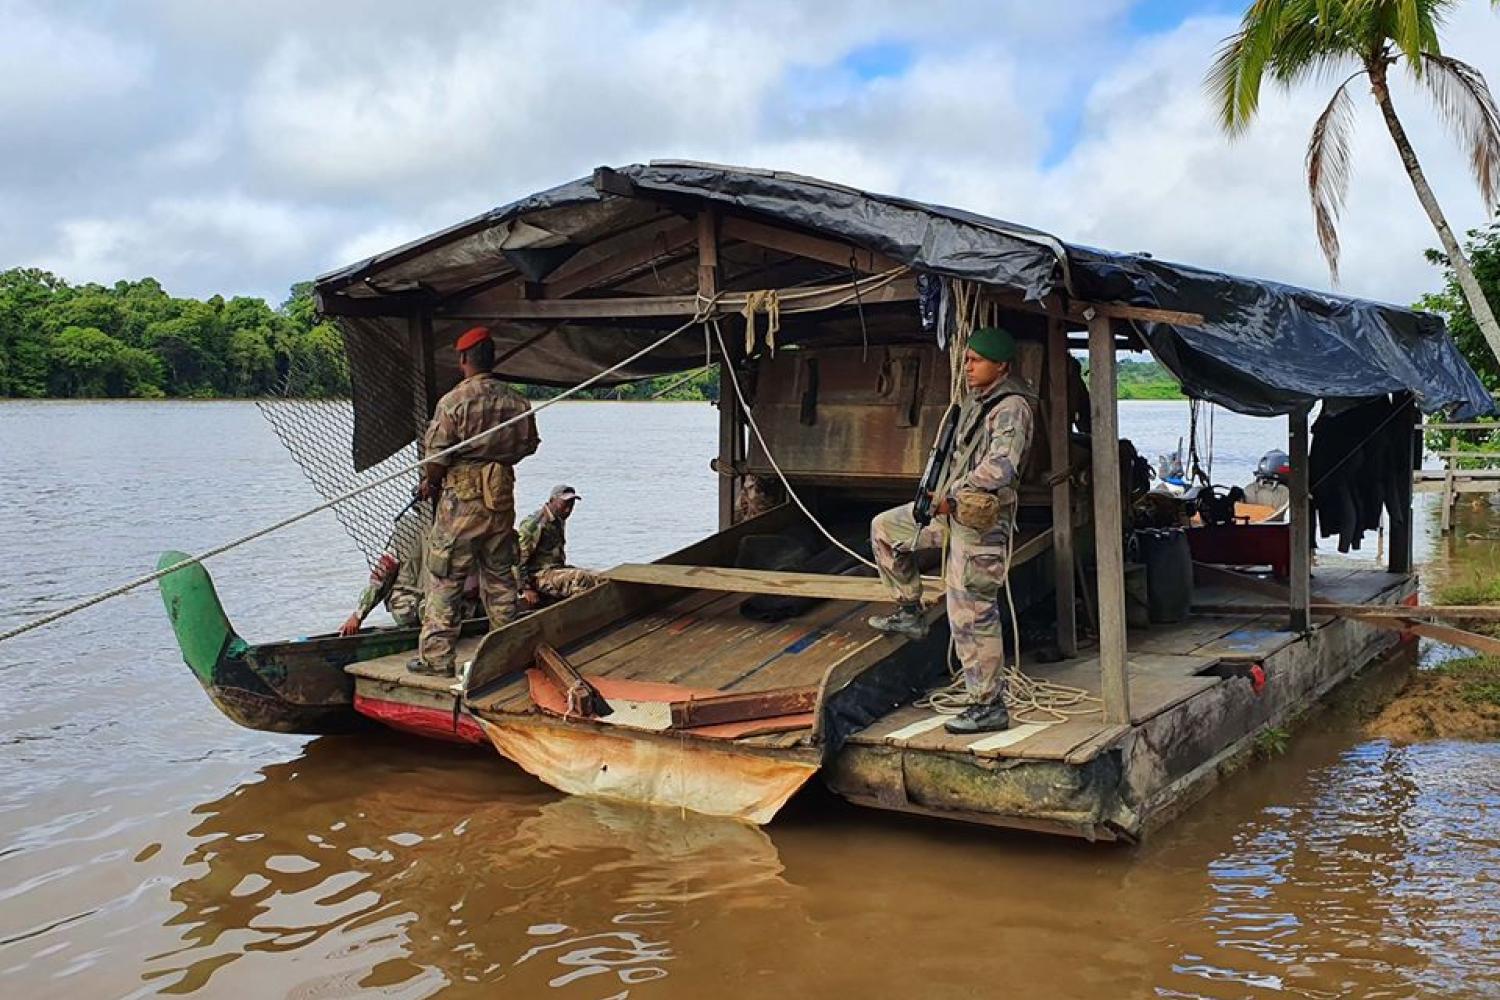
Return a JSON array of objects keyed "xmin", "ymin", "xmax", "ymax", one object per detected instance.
[{"xmin": 2, "ymin": 0, "xmax": 1499, "ymax": 309}]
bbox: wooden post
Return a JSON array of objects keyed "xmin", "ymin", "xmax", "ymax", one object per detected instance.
[
  {"xmin": 700, "ymin": 210, "xmax": 739, "ymax": 529},
  {"xmin": 1441, "ymin": 430, "xmax": 1457, "ymax": 534},
  {"xmin": 1047, "ymin": 314, "xmax": 1077, "ymax": 657},
  {"xmin": 406, "ymin": 307, "xmax": 439, "ymax": 435},
  {"xmin": 1288, "ymin": 404, "xmax": 1311, "ymax": 633},
  {"xmin": 1087, "ymin": 311, "xmax": 1129, "ymax": 725},
  {"xmin": 1389, "ymin": 396, "xmax": 1416, "ymax": 573}
]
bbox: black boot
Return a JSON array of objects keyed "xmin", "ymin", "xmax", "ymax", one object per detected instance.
[
  {"xmin": 407, "ymin": 657, "xmax": 455, "ymax": 677},
  {"xmin": 944, "ymin": 700, "xmax": 1011, "ymax": 734},
  {"xmin": 867, "ymin": 603, "xmax": 927, "ymax": 639}
]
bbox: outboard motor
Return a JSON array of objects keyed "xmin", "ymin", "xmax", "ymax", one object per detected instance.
[{"xmin": 1256, "ymin": 449, "xmax": 1292, "ymax": 485}]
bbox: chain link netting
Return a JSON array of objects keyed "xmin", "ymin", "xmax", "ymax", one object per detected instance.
[{"xmin": 256, "ymin": 348, "xmax": 430, "ymax": 569}]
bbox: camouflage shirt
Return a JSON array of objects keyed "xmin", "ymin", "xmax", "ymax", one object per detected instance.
[
  {"xmin": 516, "ymin": 504, "xmax": 567, "ymax": 586},
  {"xmin": 936, "ymin": 373, "xmax": 1037, "ymax": 499},
  {"xmin": 422, "ymin": 373, "xmax": 539, "ymax": 474}
]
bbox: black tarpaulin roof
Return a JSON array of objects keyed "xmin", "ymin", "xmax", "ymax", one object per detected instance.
[{"xmin": 316, "ymin": 161, "xmax": 1493, "ymax": 468}]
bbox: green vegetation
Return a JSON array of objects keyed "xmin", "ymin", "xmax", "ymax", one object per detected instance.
[
  {"xmin": 1418, "ymin": 220, "xmax": 1500, "ymax": 455},
  {"xmin": 0, "ymin": 268, "xmax": 348, "ymax": 399},
  {"xmin": 1254, "ymin": 726, "xmax": 1291, "ymax": 758},
  {"xmin": 1433, "ymin": 656, "xmax": 1500, "ymax": 708},
  {"xmin": 1433, "ymin": 567, "xmax": 1500, "ymax": 607},
  {"xmin": 1116, "ymin": 359, "xmax": 1186, "ymax": 400}
]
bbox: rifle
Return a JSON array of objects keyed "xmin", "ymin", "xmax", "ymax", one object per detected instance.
[{"xmin": 913, "ymin": 403, "xmax": 962, "ymax": 526}]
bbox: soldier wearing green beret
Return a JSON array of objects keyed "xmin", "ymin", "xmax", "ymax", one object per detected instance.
[{"xmin": 868, "ymin": 325, "xmax": 1037, "ymax": 734}]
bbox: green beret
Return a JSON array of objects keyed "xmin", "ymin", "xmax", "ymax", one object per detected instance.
[{"xmin": 967, "ymin": 326, "xmax": 1015, "ymax": 363}]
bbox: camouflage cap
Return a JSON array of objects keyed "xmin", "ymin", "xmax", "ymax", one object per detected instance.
[{"xmin": 550, "ymin": 484, "xmax": 581, "ymax": 501}]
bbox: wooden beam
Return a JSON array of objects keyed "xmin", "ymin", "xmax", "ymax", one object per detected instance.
[
  {"xmin": 1358, "ymin": 617, "xmax": 1500, "ymax": 656},
  {"xmin": 1047, "ymin": 314, "xmax": 1077, "ymax": 657},
  {"xmin": 700, "ymin": 210, "xmax": 738, "ymax": 530},
  {"xmin": 986, "ymin": 287, "xmax": 1204, "ymax": 329},
  {"xmin": 535, "ymin": 642, "xmax": 613, "ymax": 718},
  {"xmin": 1288, "ymin": 404, "xmax": 1311, "ymax": 632},
  {"xmin": 605, "ymin": 563, "xmax": 944, "ymax": 604},
  {"xmin": 1088, "ymin": 312, "xmax": 1130, "ymax": 726},
  {"xmin": 1192, "ymin": 602, "xmax": 1500, "ymax": 621},
  {"xmin": 605, "ymin": 530, "xmax": 1053, "ymax": 604},
  {"xmin": 720, "ymin": 215, "xmax": 900, "ymax": 274},
  {"xmin": 544, "ymin": 221, "xmax": 697, "ymax": 298},
  {"xmin": 669, "ymin": 686, "xmax": 819, "ymax": 728},
  {"xmin": 449, "ymin": 278, "xmax": 918, "ymax": 320}
]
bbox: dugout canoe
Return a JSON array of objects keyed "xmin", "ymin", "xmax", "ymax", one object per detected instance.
[{"xmin": 155, "ymin": 550, "xmax": 483, "ymax": 735}]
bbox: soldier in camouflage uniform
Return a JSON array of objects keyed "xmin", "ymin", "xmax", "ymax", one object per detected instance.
[
  {"xmin": 516, "ymin": 484, "xmax": 604, "ymax": 607},
  {"xmin": 868, "ymin": 326, "xmax": 1036, "ymax": 734},
  {"xmin": 409, "ymin": 326, "xmax": 539, "ymax": 676}
]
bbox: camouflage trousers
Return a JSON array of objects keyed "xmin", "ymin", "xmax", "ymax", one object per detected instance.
[
  {"xmin": 389, "ymin": 588, "xmax": 479, "ymax": 629},
  {"xmin": 418, "ymin": 493, "xmax": 519, "ymax": 670},
  {"xmin": 870, "ymin": 502, "xmax": 1013, "ymax": 704},
  {"xmin": 533, "ymin": 566, "xmax": 603, "ymax": 602},
  {"xmin": 387, "ymin": 588, "xmax": 422, "ymax": 628}
]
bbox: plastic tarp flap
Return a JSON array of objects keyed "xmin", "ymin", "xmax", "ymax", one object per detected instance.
[{"xmin": 1066, "ymin": 246, "xmax": 1496, "ymax": 419}]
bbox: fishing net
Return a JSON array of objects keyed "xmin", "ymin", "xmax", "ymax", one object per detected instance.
[{"xmin": 256, "ymin": 351, "xmax": 430, "ymax": 569}]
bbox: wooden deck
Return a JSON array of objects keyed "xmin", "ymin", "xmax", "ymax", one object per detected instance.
[{"xmin": 827, "ymin": 565, "xmax": 1414, "ymax": 839}]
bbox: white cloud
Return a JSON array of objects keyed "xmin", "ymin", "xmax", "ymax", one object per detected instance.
[
  {"xmin": 0, "ymin": 1, "xmax": 148, "ymax": 118},
  {"xmin": 2, "ymin": 0, "xmax": 1498, "ymax": 309}
]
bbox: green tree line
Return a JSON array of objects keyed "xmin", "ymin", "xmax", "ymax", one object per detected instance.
[{"xmin": 0, "ymin": 268, "xmax": 349, "ymax": 399}]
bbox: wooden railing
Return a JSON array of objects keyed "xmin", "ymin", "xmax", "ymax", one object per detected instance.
[{"xmin": 1417, "ymin": 420, "xmax": 1500, "ymax": 533}]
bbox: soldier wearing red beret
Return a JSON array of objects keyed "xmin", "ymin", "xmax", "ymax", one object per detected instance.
[{"xmin": 408, "ymin": 326, "xmax": 539, "ymax": 676}]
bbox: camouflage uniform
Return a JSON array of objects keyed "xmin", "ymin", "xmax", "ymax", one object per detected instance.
[
  {"xmin": 870, "ymin": 374, "xmax": 1036, "ymax": 703},
  {"xmin": 517, "ymin": 504, "xmax": 602, "ymax": 602},
  {"xmin": 417, "ymin": 374, "xmax": 539, "ymax": 670},
  {"xmin": 353, "ymin": 546, "xmax": 425, "ymax": 627},
  {"xmin": 351, "ymin": 524, "xmax": 481, "ymax": 628}
]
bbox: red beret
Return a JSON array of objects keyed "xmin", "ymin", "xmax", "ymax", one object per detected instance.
[{"xmin": 455, "ymin": 326, "xmax": 492, "ymax": 352}]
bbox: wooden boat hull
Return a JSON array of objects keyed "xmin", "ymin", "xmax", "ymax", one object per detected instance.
[{"xmin": 157, "ymin": 550, "xmax": 418, "ymax": 735}]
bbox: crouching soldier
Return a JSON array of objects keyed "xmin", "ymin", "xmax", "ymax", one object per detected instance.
[
  {"xmin": 867, "ymin": 326, "xmax": 1035, "ymax": 734},
  {"xmin": 517, "ymin": 485, "xmax": 603, "ymax": 608},
  {"xmin": 337, "ymin": 515, "xmax": 481, "ymax": 636},
  {"xmin": 409, "ymin": 326, "xmax": 539, "ymax": 677}
]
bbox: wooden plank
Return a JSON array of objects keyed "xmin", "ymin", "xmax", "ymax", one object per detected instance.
[
  {"xmin": 669, "ymin": 685, "xmax": 819, "ymax": 728},
  {"xmin": 466, "ymin": 581, "xmax": 664, "ymax": 694},
  {"xmin": 544, "ymin": 220, "xmax": 696, "ymax": 297},
  {"xmin": 700, "ymin": 210, "xmax": 737, "ymax": 530},
  {"xmin": 720, "ymin": 215, "xmax": 900, "ymax": 274},
  {"xmin": 1192, "ymin": 602, "xmax": 1500, "ymax": 621},
  {"xmin": 1089, "ymin": 312, "xmax": 1130, "ymax": 725},
  {"xmin": 1358, "ymin": 617, "xmax": 1500, "ymax": 656},
  {"xmin": 1047, "ymin": 314, "xmax": 1077, "ymax": 657},
  {"xmin": 601, "ymin": 533, "xmax": 1054, "ymax": 603},
  {"xmin": 535, "ymin": 643, "xmax": 612, "ymax": 718},
  {"xmin": 1090, "ymin": 302, "xmax": 1204, "ymax": 327},
  {"xmin": 1288, "ymin": 404, "xmax": 1311, "ymax": 632},
  {"xmin": 452, "ymin": 278, "xmax": 918, "ymax": 320}
]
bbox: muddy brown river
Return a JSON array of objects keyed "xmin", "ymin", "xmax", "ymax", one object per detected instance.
[{"xmin": 2, "ymin": 400, "xmax": 1498, "ymax": 998}]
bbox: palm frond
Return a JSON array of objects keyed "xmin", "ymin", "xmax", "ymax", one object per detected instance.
[
  {"xmin": 1417, "ymin": 52, "xmax": 1500, "ymax": 210},
  {"xmin": 1306, "ymin": 77, "xmax": 1361, "ymax": 281}
]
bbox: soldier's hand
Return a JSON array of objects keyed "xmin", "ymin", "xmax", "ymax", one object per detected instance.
[
  {"xmin": 416, "ymin": 478, "xmax": 437, "ymax": 501},
  {"xmin": 338, "ymin": 614, "xmax": 362, "ymax": 637},
  {"xmin": 522, "ymin": 588, "xmax": 541, "ymax": 608},
  {"xmin": 931, "ymin": 493, "xmax": 953, "ymax": 516}
]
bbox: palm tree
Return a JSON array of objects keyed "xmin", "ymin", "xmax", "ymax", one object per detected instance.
[{"xmin": 1208, "ymin": 0, "xmax": 1500, "ymax": 362}]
